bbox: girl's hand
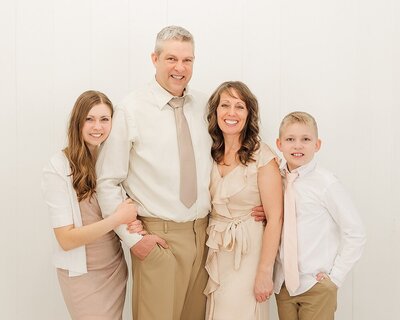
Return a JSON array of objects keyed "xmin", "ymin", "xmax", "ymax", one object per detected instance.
[
  {"xmin": 127, "ymin": 219, "xmax": 147, "ymax": 235},
  {"xmin": 114, "ymin": 198, "xmax": 137, "ymax": 225}
]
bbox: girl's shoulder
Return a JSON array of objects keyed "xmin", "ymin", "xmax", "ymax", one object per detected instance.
[{"xmin": 45, "ymin": 151, "xmax": 71, "ymax": 176}]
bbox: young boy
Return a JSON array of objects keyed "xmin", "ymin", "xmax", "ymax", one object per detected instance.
[{"xmin": 273, "ymin": 111, "xmax": 366, "ymax": 320}]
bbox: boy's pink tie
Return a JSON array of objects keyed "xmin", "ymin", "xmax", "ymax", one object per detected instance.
[
  {"xmin": 284, "ymin": 171, "xmax": 300, "ymax": 293},
  {"xmin": 168, "ymin": 97, "xmax": 197, "ymax": 208}
]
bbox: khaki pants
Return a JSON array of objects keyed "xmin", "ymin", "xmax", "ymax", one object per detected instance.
[
  {"xmin": 275, "ymin": 280, "xmax": 338, "ymax": 320},
  {"xmin": 131, "ymin": 216, "xmax": 209, "ymax": 320}
]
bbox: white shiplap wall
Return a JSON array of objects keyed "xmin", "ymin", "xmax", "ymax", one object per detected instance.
[{"xmin": 0, "ymin": 0, "xmax": 399, "ymax": 319}]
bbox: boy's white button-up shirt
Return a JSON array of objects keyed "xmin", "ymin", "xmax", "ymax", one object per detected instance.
[{"xmin": 274, "ymin": 159, "xmax": 366, "ymax": 296}]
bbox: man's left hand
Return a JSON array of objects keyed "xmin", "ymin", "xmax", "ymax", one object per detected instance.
[{"xmin": 251, "ymin": 205, "xmax": 266, "ymax": 222}]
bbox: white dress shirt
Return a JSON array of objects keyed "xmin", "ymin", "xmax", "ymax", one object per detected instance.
[
  {"xmin": 42, "ymin": 151, "xmax": 88, "ymax": 277},
  {"xmin": 274, "ymin": 159, "xmax": 366, "ymax": 296},
  {"xmin": 96, "ymin": 78, "xmax": 212, "ymax": 248}
]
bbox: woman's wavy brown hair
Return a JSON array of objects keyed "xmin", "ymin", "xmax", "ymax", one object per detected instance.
[
  {"xmin": 63, "ymin": 90, "xmax": 113, "ymax": 201},
  {"xmin": 207, "ymin": 81, "xmax": 260, "ymax": 165}
]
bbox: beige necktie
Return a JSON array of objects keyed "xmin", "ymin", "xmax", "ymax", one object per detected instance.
[
  {"xmin": 168, "ymin": 97, "xmax": 197, "ymax": 208},
  {"xmin": 283, "ymin": 170, "xmax": 300, "ymax": 293}
]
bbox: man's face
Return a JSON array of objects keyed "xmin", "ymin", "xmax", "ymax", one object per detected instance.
[{"xmin": 151, "ymin": 39, "xmax": 194, "ymax": 97}]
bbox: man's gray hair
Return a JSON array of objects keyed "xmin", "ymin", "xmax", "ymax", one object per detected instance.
[{"xmin": 154, "ymin": 25, "xmax": 194, "ymax": 54}]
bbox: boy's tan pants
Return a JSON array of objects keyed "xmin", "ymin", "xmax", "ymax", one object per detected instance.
[
  {"xmin": 275, "ymin": 280, "xmax": 338, "ymax": 320},
  {"xmin": 131, "ymin": 216, "xmax": 208, "ymax": 320}
]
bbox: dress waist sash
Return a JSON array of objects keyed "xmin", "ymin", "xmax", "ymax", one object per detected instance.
[{"xmin": 204, "ymin": 211, "xmax": 252, "ymax": 291}]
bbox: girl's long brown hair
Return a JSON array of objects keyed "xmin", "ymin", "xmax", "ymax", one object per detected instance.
[
  {"xmin": 207, "ymin": 81, "xmax": 260, "ymax": 165},
  {"xmin": 63, "ymin": 90, "xmax": 113, "ymax": 201}
]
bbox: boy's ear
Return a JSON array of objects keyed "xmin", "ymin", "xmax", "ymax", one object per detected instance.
[
  {"xmin": 276, "ymin": 138, "xmax": 282, "ymax": 151},
  {"xmin": 315, "ymin": 139, "xmax": 322, "ymax": 152}
]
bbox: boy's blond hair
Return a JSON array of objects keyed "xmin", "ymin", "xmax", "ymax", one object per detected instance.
[{"xmin": 279, "ymin": 111, "xmax": 318, "ymax": 137}]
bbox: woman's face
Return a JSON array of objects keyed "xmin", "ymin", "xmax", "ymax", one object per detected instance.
[
  {"xmin": 216, "ymin": 89, "xmax": 248, "ymax": 139},
  {"xmin": 82, "ymin": 103, "xmax": 112, "ymax": 152}
]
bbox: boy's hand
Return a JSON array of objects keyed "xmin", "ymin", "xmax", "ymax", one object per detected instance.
[
  {"xmin": 316, "ymin": 272, "xmax": 329, "ymax": 282},
  {"xmin": 251, "ymin": 205, "xmax": 266, "ymax": 222}
]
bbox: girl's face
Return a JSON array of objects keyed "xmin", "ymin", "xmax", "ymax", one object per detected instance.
[{"xmin": 82, "ymin": 103, "xmax": 112, "ymax": 153}]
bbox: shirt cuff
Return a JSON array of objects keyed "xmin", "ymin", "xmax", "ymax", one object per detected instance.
[
  {"xmin": 51, "ymin": 213, "xmax": 74, "ymax": 228},
  {"xmin": 114, "ymin": 224, "xmax": 143, "ymax": 248}
]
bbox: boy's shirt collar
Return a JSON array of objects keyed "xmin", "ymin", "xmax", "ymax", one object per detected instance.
[{"xmin": 280, "ymin": 158, "xmax": 317, "ymax": 178}]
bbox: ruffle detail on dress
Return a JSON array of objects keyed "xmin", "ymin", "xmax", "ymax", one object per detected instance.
[
  {"xmin": 204, "ymin": 212, "xmax": 252, "ymax": 319},
  {"xmin": 211, "ymin": 165, "xmax": 248, "ymax": 218}
]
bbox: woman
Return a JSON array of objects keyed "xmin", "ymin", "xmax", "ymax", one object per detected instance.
[
  {"xmin": 204, "ymin": 81, "xmax": 283, "ymax": 319},
  {"xmin": 42, "ymin": 90, "xmax": 142, "ymax": 319}
]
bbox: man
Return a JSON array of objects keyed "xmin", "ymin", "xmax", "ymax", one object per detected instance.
[
  {"xmin": 96, "ymin": 26, "xmax": 211, "ymax": 320},
  {"xmin": 97, "ymin": 25, "xmax": 265, "ymax": 320}
]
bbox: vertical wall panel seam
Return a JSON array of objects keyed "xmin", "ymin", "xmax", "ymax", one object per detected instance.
[
  {"xmin": 51, "ymin": 0, "xmax": 55, "ymax": 152},
  {"xmin": 241, "ymin": 0, "xmax": 245, "ymax": 80},
  {"xmin": 91, "ymin": 0, "xmax": 94, "ymax": 88},
  {"xmin": 13, "ymin": 0, "xmax": 19, "ymax": 317},
  {"xmin": 166, "ymin": 0, "xmax": 169, "ymax": 25},
  {"xmin": 278, "ymin": 1, "xmax": 282, "ymax": 113},
  {"xmin": 128, "ymin": 0, "xmax": 132, "ymax": 92}
]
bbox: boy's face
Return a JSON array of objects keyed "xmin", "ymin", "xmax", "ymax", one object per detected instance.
[{"xmin": 276, "ymin": 122, "xmax": 321, "ymax": 171}]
